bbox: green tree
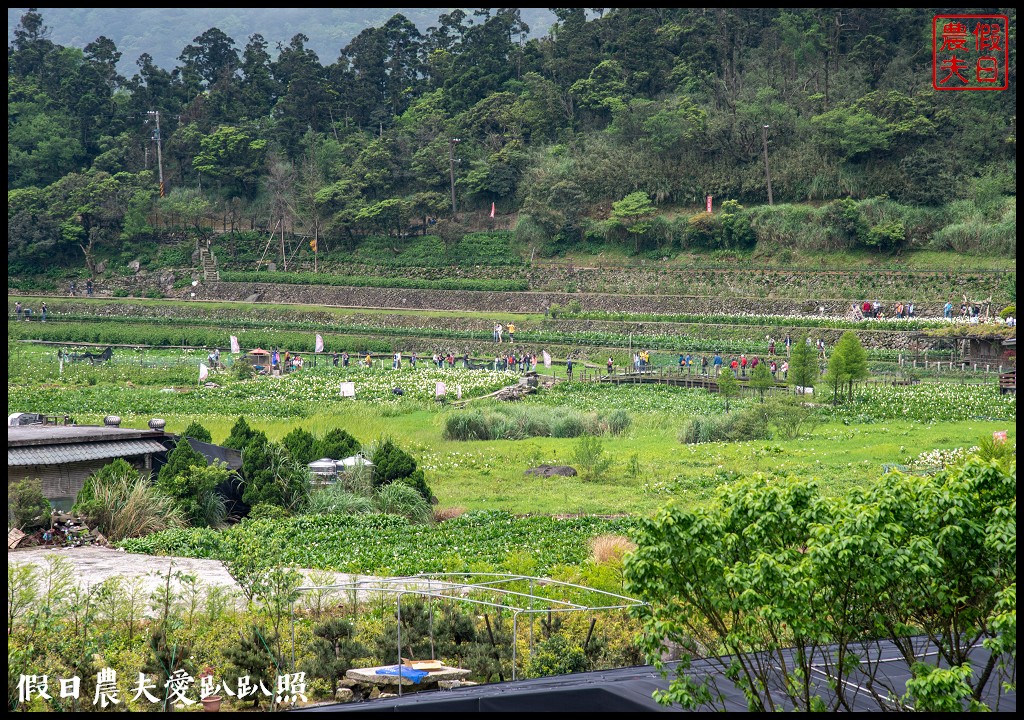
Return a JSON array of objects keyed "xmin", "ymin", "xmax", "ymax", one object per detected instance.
[
  {"xmin": 571, "ymin": 435, "xmax": 613, "ymax": 482},
  {"xmin": 223, "ymin": 416, "xmax": 257, "ymax": 450},
  {"xmin": 192, "ymin": 125, "xmax": 268, "ymax": 198},
  {"xmin": 810, "ymin": 105, "xmax": 891, "ymax": 160},
  {"xmin": 716, "ymin": 366, "xmax": 740, "ymax": 412},
  {"xmin": 748, "ymin": 361, "xmax": 774, "ymax": 402},
  {"xmin": 240, "ymin": 436, "xmax": 310, "ymax": 511},
  {"xmin": 610, "ymin": 191, "xmax": 657, "ymax": 253},
  {"xmin": 157, "ymin": 187, "xmax": 211, "ymax": 232},
  {"xmin": 303, "ymin": 618, "xmax": 367, "ymax": 693},
  {"xmin": 177, "ymin": 27, "xmax": 239, "ymax": 88},
  {"xmin": 8, "ymin": 478, "xmax": 51, "ymax": 530},
  {"xmin": 624, "ymin": 456, "xmax": 1016, "ymax": 711},
  {"xmin": 158, "ymin": 461, "xmax": 230, "ymax": 528},
  {"xmin": 823, "ymin": 331, "xmax": 870, "ymax": 404},
  {"xmin": 282, "ymin": 427, "xmax": 318, "ymax": 465},
  {"xmin": 157, "ymin": 437, "xmax": 208, "ymax": 487},
  {"xmin": 316, "ymin": 428, "xmax": 360, "ymax": 460},
  {"xmin": 370, "ymin": 437, "xmax": 433, "ymax": 502},
  {"xmin": 180, "ymin": 420, "xmax": 212, "ymax": 443},
  {"xmin": 788, "ymin": 337, "xmax": 818, "ymax": 395}
]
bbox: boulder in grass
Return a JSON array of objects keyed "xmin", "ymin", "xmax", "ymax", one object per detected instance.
[{"xmin": 524, "ymin": 465, "xmax": 577, "ymax": 477}]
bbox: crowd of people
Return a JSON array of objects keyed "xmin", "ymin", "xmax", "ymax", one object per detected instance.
[
  {"xmin": 13, "ymin": 301, "xmax": 47, "ymax": 322},
  {"xmin": 854, "ymin": 299, "xmax": 916, "ymax": 320}
]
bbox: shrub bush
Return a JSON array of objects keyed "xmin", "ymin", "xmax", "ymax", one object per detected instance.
[
  {"xmin": 604, "ymin": 409, "xmax": 632, "ymax": 436},
  {"xmin": 678, "ymin": 414, "xmax": 735, "ymax": 444},
  {"xmin": 74, "ymin": 459, "xmax": 182, "ymax": 541},
  {"xmin": 303, "ymin": 486, "xmax": 376, "ymax": 517},
  {"xmin": 247, "ymin": 503, "xmax": 291, "ymax": 521},
  {"xmin": 8, "ymin": 478, "xmax": 51, "ymax": 531},
  {"xmin": 375, "ymin": 482, "xmax": 433, "ymax": 524}
]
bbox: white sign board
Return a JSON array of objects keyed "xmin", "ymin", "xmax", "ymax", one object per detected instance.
[
  {"xmin": 339, "ymin": 381, "xmax": 356, "ymax": 398},
  {"xmin": 435, "ymin": 381, "xmax": 447, "ymax": 398}
]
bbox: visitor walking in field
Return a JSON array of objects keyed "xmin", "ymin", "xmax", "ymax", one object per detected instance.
[
  {"xmin": 608, "ymin": 357, "xmax": 614, "ymax": 375},
  {"xmin": 507, "ymin": 322, "xmax": 515, "ymax": 343}
]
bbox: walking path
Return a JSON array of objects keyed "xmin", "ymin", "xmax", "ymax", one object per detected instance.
[{"xmin": 7, "ymin": 545, "xmax": 379, "ymax": 601}]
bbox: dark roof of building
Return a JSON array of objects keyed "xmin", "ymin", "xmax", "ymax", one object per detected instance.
[
  {"xmin": 185, "ymin": 438, "xmax": 243, "ymax": 471},
  {"xmin": 8, "ymin": 439, "xmax": 169, "ymax": 467},
  {"xmin": 8, "ymin": 424, "xmax": 167, "ymax": 448},
  {"xmin": 295, "ymin": 638, "xmax": 1014, "ymax": 713}
]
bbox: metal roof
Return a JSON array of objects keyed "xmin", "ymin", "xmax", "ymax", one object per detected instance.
[
  {"xmin": 8, "ymin": 424, "xmax": 166, "ymax": 447},
  {"xmin": 8, "ymin": 439, "xmax": 169, "ymax": 467}
]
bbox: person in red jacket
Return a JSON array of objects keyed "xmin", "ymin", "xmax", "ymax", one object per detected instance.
[{"xmin": 740, "ymin": 354, "xmax": 748, "ymax": 376}]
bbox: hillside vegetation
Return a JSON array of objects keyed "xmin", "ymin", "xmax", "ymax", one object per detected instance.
[{"xmin": 7, "ymin": 8, "xmax": 1016, "ymax": 282}]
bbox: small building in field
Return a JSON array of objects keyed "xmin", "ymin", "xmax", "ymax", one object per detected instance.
[{"xmin": 8, "ymin": 422, "xmax": 172, "ymax": 511}]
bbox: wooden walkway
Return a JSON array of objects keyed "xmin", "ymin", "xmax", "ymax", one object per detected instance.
[{"xmin": 593, "ymin": 370, "xmax": 723, "ymax": 392}]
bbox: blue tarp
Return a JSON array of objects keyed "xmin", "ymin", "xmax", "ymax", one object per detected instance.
[{"xmin": 375, "ymin": 665, "xmax": 429, "ymax": 683}]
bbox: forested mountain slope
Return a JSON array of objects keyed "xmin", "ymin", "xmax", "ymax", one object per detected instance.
[{"xmin": 8, "ymin": 8, "xmax": 1016, "ymax": 276}]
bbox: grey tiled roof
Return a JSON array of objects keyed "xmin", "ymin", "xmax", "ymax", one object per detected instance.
[{"xmin": 8, "ymin": 440, "xmax": 168, "ymax": 467}]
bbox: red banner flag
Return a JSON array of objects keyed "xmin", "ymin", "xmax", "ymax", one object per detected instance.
[{"xmin": 490, "ymin": 202, "xmax": 496, "ymax": 218}]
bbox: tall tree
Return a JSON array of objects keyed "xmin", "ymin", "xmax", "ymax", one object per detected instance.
[
  {"xmin": 749, "ymin": 361, "xmax": 774, "ymax": 402},
  {"xmin": 716, "ymin": 366, "xmax": 739, "ymax": 412},
  {"xmin": 824, "ymin": 331, "xmax": 869, "ymax": 403},
  {"xmin": 610, "ymin": 191, "xmax": 656, "ymax": 253},
  {"xmin": 178, "ymin": 27, "xmax": 240, "ymax": 88},
  {"xmin": 788, "ymin": 336, "xmax": 819, "ymax": 395}
]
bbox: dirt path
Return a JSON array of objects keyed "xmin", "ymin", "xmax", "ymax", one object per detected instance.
[{"xmin": 7, "ymin": 545, "xmax": 378, "ymax": 599}]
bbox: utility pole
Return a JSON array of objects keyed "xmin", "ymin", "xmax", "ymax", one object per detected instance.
[
  {"xmin": 448, "ymin": 137, "xmax": 461, "ymax": 217},
  {"xmin": 148, "ymin": 110, "xmax": 165, "ymax": 197},
  {"xmin": 761, "ymin": 124, "xmax": 773, "ymax": 206}
]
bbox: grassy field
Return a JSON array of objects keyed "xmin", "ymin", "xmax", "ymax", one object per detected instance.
[
  {"xmin": 9, "ymin": 338, "xmax": 1014, "ymax": 517},
  {"xmin": 208, "ymin": 408, "xmax": 1007, "ymax": 516}
]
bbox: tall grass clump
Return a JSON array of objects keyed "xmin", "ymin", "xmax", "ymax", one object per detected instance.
[
  {"xmin": 604, "ymin": 409, "xmax": 632, "ymax": 436},
  {"xmin": 550, "ymin": 411, "xmax": 587, "ymax": 438},
  {"xmin": 304, "ymin": 485, "xmax": 376, "ymax": 516},
  {"xmin": 747, "ymin": 204, "xmax": 824, "ymax": 249},
  {"xmin": 930, "ymin": 203, "xmax": 1016, "ymax": 255},
  {"xmin": 678, "ymin": 415, "xmax": 736, "ymax": 444},
  {"xmin": 589, "ymin": 534, "xmax": 638, "ymax": 565},
  {"xmin": 74, "ymin": 459, "xmax": 182, "ymax": 541},
  {"xmin": 375, "ymin": 482, "xmax": 433, "ymax": 524},
  {"xmin": 443, "ymin": 406, "xmax": 631, "ymax": 441},
  {"xmin": 443, "ymin": 409, "xmax": 494, "ymax": 441}
]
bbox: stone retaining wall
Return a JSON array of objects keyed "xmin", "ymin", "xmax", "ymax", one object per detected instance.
[{"xmin": 191, "ymin": 282, "xmax": 959, "ymax": 319}]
